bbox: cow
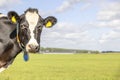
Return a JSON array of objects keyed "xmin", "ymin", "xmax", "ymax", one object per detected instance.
[{"xmin": 0, "ymin": 8, "xmax": 57, "ymax": 72}]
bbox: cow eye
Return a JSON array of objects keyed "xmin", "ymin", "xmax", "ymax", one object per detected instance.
[{"xmin": 21, "ymin": 25, "xmax": 28, "ymax": 30}]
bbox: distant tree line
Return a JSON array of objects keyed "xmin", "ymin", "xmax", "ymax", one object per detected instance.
[
  {"xmin": 101, "ymin": 51, "xmax": 120, "ymax": 53},
  {"xmin": 40, "ymin": 47, "xmax": 100, "ymax": 54}
]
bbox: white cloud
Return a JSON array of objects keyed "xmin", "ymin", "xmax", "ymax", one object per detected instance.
[
  {"xmin": 95, "ymin": 1, "xmax": 120, "ymax": 44},
  {"xmin": 99, "ymin": 30, "xmax": 120, "ymax": 44},
  {"xmin": 97, "ymin": 2, "xmax": 120, "ymax": 21},
  {"xmin": 56, "ymin": 0, "xmax": 91, "ymax": 13},
  {"xmin": 0, "ymin": 0, "xmax": 6, "ymax": 7},
  {"xmin": 99, "ymin": 30, "xmax": 120, "ymax": 51},
  {"xmin": 65, "ymin": 32, "xmax": 87, "ymax": 39},
  {"xmin": 56, "ymin": 1, "xmax": 72, "ymax": 13},
  {"xmin": 93, "ymin": 2, "xmax": 120, "ymax": 30},
  {"xmin": 0, "ymin": 0, "xmax": 21, "ymax": 9},
  {"xmin": 90, "ymin": 19, "xmax": 120, "ymax": 30}
]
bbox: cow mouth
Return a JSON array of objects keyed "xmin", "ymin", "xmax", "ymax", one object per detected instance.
[{"xmin": 26, "ymin": 45, "xmax": 40, "ymax": 53}]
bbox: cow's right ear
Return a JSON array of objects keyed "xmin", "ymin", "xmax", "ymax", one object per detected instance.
[{"xmin": 8, "ymin": 11, "xmax": 20, "ymax": 24}]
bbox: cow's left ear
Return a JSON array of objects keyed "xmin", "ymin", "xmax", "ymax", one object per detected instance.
[
  {"xmin": 8, "ymin": 11, "xmax": 20, "ymax": 24},
  {"xmin": 44, "ymin": 16, "xmax": 57, "ymax": 28}
]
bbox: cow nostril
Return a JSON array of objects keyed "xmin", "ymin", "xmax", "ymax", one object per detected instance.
[
  {"xmin": 28, "ymin": 44, "xmax": 31, "ymax": 48},
  {"xmin": 28, "ymin": 44, "xmax": 33, "ymax": 49},
  {"xmin": 35, "ymin": 46, "xmax": 39, "ymax": 52}
]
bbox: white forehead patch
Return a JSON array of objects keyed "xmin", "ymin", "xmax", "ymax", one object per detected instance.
[
  {"xmin": 25, "ymin": 11, "xmax": 39, "ymax": 49},
  {"xmin": 25, "ymin": 11, "xmax": 39, "ymax": 28}
]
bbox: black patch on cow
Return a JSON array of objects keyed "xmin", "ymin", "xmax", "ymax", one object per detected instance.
[
  {"xmin": 0, "ymin": 39, "xmax": 3, "ymax": 42},
  {"xmin": 4, "ymin": 42, "xmax": 14, "ymax": 53},
  {"xmin": 10, "ymin": 29, "xmax": 16, "ymax": 39}
]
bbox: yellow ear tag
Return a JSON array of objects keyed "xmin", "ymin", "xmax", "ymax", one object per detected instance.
[
  {"xmin": 46, "ymin": 21, "xmax": 52, "ymax": 28},
  {"xmin": 11, "ymin": 16, "xmax": 17, "ymax": 23}
]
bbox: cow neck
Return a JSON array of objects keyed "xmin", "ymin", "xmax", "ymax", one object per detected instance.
[{"xmin": 16, "ymin": 23, "xmax": 29, "ymax": 61}]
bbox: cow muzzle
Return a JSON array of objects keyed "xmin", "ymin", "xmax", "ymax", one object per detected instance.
[{"xmin": 26, "ymin": 44, "xmax": 39, "ymax": 53}]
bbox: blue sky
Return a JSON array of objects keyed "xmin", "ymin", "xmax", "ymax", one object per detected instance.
[{"xmin": 0, "ymin": 0, "xmax": 120, "ymax": 51}]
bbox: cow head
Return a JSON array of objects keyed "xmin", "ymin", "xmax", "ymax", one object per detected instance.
[{"xmin": 8, "ymin": 8, "xmax": 57, "ymax": 53}]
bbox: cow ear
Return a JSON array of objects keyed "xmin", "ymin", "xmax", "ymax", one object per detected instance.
[
  {"xmin": 44, "ymin": 16, "xmax": 57, "ymax": 28},
  {"xmin": 8, "ymin": 11, "xmax": 20, "ymax": 24}
]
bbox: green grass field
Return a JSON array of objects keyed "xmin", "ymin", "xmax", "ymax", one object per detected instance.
[{"xmin": 0, "ymin": 53, "xmax": 120, "ymax": 80}]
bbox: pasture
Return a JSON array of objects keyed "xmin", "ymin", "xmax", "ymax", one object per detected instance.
[{"xmin": 0, "ymin": 53, "xmax": 120, "ymax": 80}]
